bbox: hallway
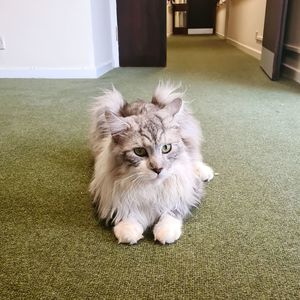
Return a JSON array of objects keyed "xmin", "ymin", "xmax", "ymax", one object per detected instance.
[{"xmin": 1, "ymin": 36, "xmax": 300, "ymax": 299}]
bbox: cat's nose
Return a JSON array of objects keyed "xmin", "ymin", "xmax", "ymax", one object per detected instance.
[{"xmin": 152, "ymin": 167, "xmax": 163, "ymax": 175}]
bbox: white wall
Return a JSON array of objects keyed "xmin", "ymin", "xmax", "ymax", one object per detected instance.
[
  {"xmin": 225, "ymin": 0, "xmax": 266, "ymax": 59},
  {"xmin": 108, "ymin": 0, "xmax": 119, "ymax": 68},
  {"xmin": 0, "ymin": 0, "xmax": 116, "ymax": 78},
  {"xmin": 90, "ymin": 0, "xmax": 115, "ymax": 71},
  {"xmin": 215, "ymin": 3, "xmax": 227, "ymax": 38}
]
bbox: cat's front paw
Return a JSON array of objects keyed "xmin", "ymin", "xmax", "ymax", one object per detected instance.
[
  {"xmin": 114, "ymin": 219, "xmax": 144, "ymax": 245},
  {"xmin": 153, "ymin": 215, "xmax": 182, "ymax": 245},
  {"xmin": 196, "ymin": 162, "xmax": 214, "ymax": 182}
]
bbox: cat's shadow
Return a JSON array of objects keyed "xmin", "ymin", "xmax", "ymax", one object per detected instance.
[{"xmin": 142, "ymin": 228, "xmax": 156, "ymax": 242}]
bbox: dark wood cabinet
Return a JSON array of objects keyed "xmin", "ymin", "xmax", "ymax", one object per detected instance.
[
  {"xmin": 172, "ymin": 2, "xmax": 188, "ymax": 34},
  {"xmin": 172, "ymin": 0, "xmax": 217, "ymax": 35}
]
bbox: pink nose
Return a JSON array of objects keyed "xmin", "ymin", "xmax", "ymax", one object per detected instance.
[{"xmin": 152, "ymin": 168, "xmax": 163, "ymax": 174}]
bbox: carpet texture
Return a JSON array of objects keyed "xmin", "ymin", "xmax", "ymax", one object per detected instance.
[{"xmin": 1, "ymin": 36, "xmax": 300, "ymax": 299}]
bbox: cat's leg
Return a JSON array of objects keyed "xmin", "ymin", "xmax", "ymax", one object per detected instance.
[
  {"xmin": 196, "ymin": 161, "xmax": 214, "ymax": 182},
  {"xmin": 113, "ymin": 218, "xmax": 144, "ymax": 245},
  {"xmin": 153, "ymin": 214, "xmax": 182, "ymax": 244}
]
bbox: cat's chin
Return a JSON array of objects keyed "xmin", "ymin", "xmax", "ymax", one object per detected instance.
[{"xmin": 148, "ymin": 173, "xmax": 168, "ymax": 185}]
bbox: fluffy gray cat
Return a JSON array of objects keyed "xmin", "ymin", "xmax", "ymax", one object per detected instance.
[{"xmin": 89, "ymin": 82, "xmax": 214, "ymax": 244}]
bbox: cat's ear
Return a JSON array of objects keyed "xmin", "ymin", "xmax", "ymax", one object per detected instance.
[
  {"xmin": 162, "ymin": 98, "xmax": 183, "ymax": 117},
  {"xmin": 105, "ymin": 110, "xmax": 130, "ymax": 135}
]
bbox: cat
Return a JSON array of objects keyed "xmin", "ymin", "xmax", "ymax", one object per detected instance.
[{"xmin": 89, "ymin": 82, "xmax": 214, "ymax": 244}]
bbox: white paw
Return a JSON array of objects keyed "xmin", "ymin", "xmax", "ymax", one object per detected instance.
[
  {"xmin": 196, "ymin": 162, "xmax": 214, "ymax": 182},
  {"xmin": 113, "ymin": 219, "xmax": 144, "ymax": 245},
  {"xmin": 153, "ymin": 215, "xmax": 182, "ymax": 244}
]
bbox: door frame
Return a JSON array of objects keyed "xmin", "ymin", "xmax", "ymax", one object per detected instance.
[{"xmin": 260, "ymin": 0, "xmax": 289, "ymax": 80}]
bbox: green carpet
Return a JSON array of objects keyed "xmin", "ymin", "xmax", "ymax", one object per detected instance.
[{"xmin": 1, "ymin": 36, "xmax": 300, "ymax": 299}]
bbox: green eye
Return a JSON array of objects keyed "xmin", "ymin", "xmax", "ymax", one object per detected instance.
[
  {"xmin": 133, "ymin": 147, "xmax": 147, "ymax": 157},
  {"xmin": 162, "ymin": 144, "xmax": 172, "ymax": 154}
]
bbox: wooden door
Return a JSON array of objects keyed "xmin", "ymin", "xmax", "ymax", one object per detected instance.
[
  {"xmin": 116, "ymin": 0, "xmax": 166, "ymax": 67},
  {"xmin": 188, "ymin": 0, "xmax": 217, "ymax": 34},
  {"xmin": 260, "ymin": 0, "xmax": 289, "ymax": 80}
]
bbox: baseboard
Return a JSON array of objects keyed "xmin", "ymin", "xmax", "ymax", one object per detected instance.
[
  {"xmin": 95, "ymin": 62, "xmax": 114, "ymax": 78},
  {"xmin": 282, "ymin": 63, "xmax": 300, "ymax": 84},
  {"xmin": 188, "ymin": 28, "xmax": 213, "ymax": 35},
  {"xmin": 226, "ymin": 37, "xmax": 261, "ymax": 60},
  {"xmin": 0, "ymin": 61, "xmax": 113, "ymax": 79},
  {"xmin": 216, "ymin": 32, "xmax": 225, "ymax": 39},
  {"xmin": 167, "ymin": 32, "xmax": 173, "ymax": 37}
]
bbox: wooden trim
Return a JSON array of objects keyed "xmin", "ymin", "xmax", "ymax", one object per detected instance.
[
  {"xmin": 172, "ymin": 4, "xmax": 188, "ymax": 11},
  {"xmin": 173, "ymin": 28, "xmax": 188, "ymax": 35},
  {"xmin": 0, "ymin": 62, "xmax": 113, "ymax": 79},
  {"xmin": 284, "ymin": 44, "xmax": 300, "ymax": 54},
  {"xmin": 282, "ymin": 63, "xmax": 300, "ymax": 84},
  {"xmin": 226, "ymin": 37, "xmax": 261, "ymax": 60}
]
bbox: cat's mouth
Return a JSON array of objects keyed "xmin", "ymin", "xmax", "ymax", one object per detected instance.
[
  {"xmin": 150, "ymin": 172, "xmax": 167, "ymax": 183},
  {"xmin": 138, "ymin": 170, "xmax": 168, "ymax": 184}
]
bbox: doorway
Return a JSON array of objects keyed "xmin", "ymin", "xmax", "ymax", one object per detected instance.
[
  {"xmin": 116, "ymin": 0, "xmax": 217, "ymax": 67},
  {"xmin": 115, "ymin": 0, "xmax": 291, "ymax": 82}
]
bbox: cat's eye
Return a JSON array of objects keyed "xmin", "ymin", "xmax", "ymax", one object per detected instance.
[
  {"xmin": 162, "ymin": 144, "xmax": 172, "ymax": 154},
  {"xmin": 133, "ymin": 147, "xmax": 148, "ymax": 157}
]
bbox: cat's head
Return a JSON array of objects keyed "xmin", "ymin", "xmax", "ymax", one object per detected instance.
[{"xmin": 105, "ymin": 98, "xmax": 185, "ymax": 183}]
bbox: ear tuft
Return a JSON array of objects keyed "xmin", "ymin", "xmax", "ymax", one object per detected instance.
[{"xmin": 105, "ymin": 110, "xmax": 130, "ymax": 135}]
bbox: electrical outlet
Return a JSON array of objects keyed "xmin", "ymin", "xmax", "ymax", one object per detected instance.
[{"xmin": 0, "ymin": 36, "xmax": 6, "ymax": 50}]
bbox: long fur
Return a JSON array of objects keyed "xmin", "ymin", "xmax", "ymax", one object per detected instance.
[
  {"xmin": 89, "ymin": 82, "xmax": 207, "ymax": 232},
  {"xmin": 89, "ymin": 86, "xmax": 125, "ymax": 156}
]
